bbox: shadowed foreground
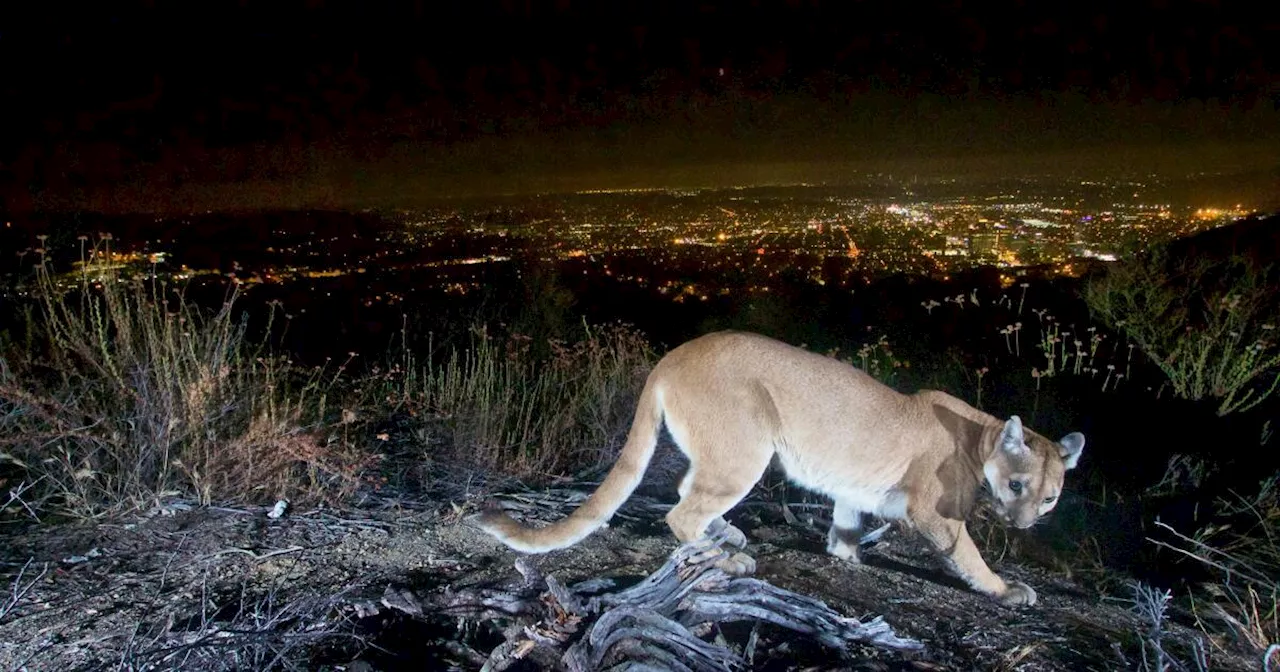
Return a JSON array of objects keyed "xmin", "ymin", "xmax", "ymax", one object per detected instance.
[{"xmin": 0, "ymin": 484, "xmax": 1263, "ymax": 671}]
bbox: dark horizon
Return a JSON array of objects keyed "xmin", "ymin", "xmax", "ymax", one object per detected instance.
[{"xmin": 3, "ymin": 1, "xmax": 1278, "ymax": 213}]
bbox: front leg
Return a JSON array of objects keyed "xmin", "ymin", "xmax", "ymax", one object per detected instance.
[
  {"xmin": 827, "ymin": 498, "xmax": 864, "ymax": 562},
  {"xmin": 915, "ymin": 515, "xmax": 1036, "ymax": 606}
]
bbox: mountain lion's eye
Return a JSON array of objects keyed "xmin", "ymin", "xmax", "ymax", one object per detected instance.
[
  {"xmin": 1043, "ymin": 496, "xmax": 1057, "ymax": 504},
  {"xmin": 1008, "ymin": 480, "xmax": 1023, "ymax": 495}
]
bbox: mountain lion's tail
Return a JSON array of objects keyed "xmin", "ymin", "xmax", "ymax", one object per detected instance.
[{"xmin": 473, "ymin": 377, "xmax": 665, "ymax": 553}]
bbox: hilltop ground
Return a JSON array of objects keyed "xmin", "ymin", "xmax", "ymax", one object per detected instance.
[{"xmin": 0, "ymin": 481, "xmax": 1260, "ymax": 672}]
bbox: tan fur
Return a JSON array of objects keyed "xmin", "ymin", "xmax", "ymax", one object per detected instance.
[{"xmin": 475, "ymin": 330, "xmax": 1085, "ymax": 606}]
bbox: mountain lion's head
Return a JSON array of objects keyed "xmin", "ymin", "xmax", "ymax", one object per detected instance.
[{"xmin": 983, "ymin": 415, "xmax": 1085, "ymax": 529}]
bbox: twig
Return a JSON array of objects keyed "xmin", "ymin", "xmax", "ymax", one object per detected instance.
[
  {"xmin": 3, "ymin": 478, "xmax": 44, "ymax": 522},
  {"xmin": 206, "ymin": 505, "xmax": 257, "ymax": 516},
  {"xmin": 1149, "ymin": 520, "xmax": 1274, "ymax": 588},
  {"xmin": 157, "ymin": 532, "xmax": 191, "ymax": 593},
  {"xmin": 296, "ymin": 511, "xmax": 393, "ymax": 531},
  {"xmin": 1, "ymin": 557, "xmax": 49, "ymax": 622},
  {"xmin": 196, "ymin": 546, "xmax": 305, "ymax": 563}
]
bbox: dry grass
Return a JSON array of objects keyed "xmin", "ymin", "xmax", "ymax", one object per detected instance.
[
  {"xmin": 0, "ymin": 239, "xmax": 657, "ymax": 517},
  {"xmin": 1149, "ymin": 475, "xmax": 1279, "ymax": 662},
  {"xmin": 392, "ymin": 322, "xmax": 655, "ymax": 480},
  {"xmin": 0, "ymin": 240, "xmax": 368, "ymax": 517}
]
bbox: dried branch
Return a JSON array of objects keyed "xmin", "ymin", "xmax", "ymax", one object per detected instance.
[{"xmin": 416, "ymin": 527, "xmax": 922, "ymax": 670}]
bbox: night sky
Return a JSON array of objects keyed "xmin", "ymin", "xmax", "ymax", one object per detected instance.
[{"xmin": 2, "ymin": 1, "xmax": 1278, "ymax": 213}]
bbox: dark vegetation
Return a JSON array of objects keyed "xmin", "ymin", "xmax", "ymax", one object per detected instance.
[{"xmin": 1, "ymin": 212, "xmax": 1278, "ymax": 669}]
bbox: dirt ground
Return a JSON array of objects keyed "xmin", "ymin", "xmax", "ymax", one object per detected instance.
[{"xmin": 0, "ymin": 487, "xmax": 1261, "ymax": 671}]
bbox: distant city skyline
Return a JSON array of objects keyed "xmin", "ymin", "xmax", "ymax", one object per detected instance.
[{"xmin": 13, "ymin": 181, "xmax": 1251, "ymax": 304}]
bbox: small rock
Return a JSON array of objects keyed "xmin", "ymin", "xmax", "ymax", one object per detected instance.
[
  {"xmin": 267, "ymin": 499, "xmax": 289, "ymax": 519},
  {"xmin": 352, "ymin": 601, "xmax": 380, "ymax": 618}
]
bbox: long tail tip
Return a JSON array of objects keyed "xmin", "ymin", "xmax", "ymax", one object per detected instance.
[{"xmin": 471, "ymin": 503, "xmax": 528, "ymax": 540}]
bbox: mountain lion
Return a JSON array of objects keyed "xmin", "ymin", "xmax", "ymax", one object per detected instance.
[{"xmin": 476, "ymin": 330, "xmax": 1085, "ymax": 606}]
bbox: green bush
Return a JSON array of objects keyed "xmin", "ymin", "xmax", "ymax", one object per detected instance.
[{"xmin": 1084, "ymin": 248, "xmax": 1280, "ymax": 415}]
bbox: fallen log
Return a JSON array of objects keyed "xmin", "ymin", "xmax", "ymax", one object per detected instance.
[{"xmin": 409, "ymin": 526, "xmax": 922, "ymax": 670}]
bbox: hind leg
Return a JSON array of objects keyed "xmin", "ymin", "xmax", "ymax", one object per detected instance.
[
  {"xmin": 666, "ymin": 485, "xmax": 758, "ymax": 574},
  {"xmin": 666, "ymin": 454, "xmax": 771, "ymax": 574},
  {"xmin": 671, "ymin": 450, "xmax": 751, "ymax": 551},
  {"xmin": 707, "ymin": 515, "xmax": 747, "ymax": 549},
  {"xmin": 665, "ymin": 479, "xmax": 758, "ymax": 545}
]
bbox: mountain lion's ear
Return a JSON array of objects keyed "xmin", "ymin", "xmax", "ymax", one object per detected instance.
[
  {"xmin": 1058, "ymin": 432, "xmax": 1085, "ymax": 470},
  {"xmin": 999, "ymin": 416, "xmax": 1027, "ymax": 455}
]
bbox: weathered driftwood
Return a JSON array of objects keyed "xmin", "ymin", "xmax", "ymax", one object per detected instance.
[{"xmin": 413, "ymin": 526, "xmax": 922, "ymax": 670}]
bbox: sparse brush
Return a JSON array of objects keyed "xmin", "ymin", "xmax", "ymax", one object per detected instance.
[
  {"xmin": 0, "ymin": 240, "xmax": 369, "ymax": 517},
  {"xmin": 116, "ymin": 581, "xmax": 356, "ymax": 671},
  {"xmin": 1144, "ymin": 454, "xmax": 1215, "ymax": 498},
  {"xmin": 1084, "ymin": 248, "xmax": 1280, "ymax": 415},
  {"xmin": 1149, "ymin": 475, "xmax": 1279, "ymax": 663},
  {"xmin": 393, "ymin": 321, "xmax": 655, "ymax": 481}
]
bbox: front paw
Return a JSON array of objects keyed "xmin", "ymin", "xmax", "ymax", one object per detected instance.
[
  {"xmin": 714, "ymin": 552, "xmax": 757, "ymax": 576},
  {"xmin": 998, "ymin": 580, "xmax": 1037, "ymax": 606},
  {"xmin": 826, "ymin": 537, "xmax": 862, "ymax": 563}
]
